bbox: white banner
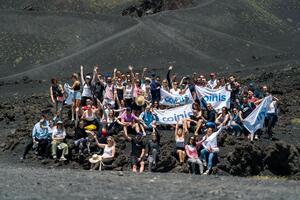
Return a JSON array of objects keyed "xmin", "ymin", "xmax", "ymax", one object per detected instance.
[
  {"xmin": 160, "ymin": 88, "xmax": 193, "ymax": 106},
  {"xmin": 64, "ymin": 83, "xmax": 74, "ymax": 105},
  {"xmin": 195, "ymin": 86, "xmax": 230, "ymax": 111},
  {"xmin": 243, "ymin": 95, "xmax": 272, "ymax": 134},
  {"xmin": 153, "ymin": 104, "xmax": 193, "ymax": 124}
]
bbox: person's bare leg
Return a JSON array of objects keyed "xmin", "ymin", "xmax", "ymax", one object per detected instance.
[
  {"xmin": 132, "ymin": 165, "xmax": 137, "ymax": 172},
  {"xmin": 134, "ymin": 123, "xmax": 140, "ymax": 133},
  {"xmin": 123, "ymin": 126, "xmax": 128, "ymax": 138},
  {"xmin": 195, "ymin": 120, "xmax": 203, "ymax": 135},
  {"xmin": 140, "ymin": 161, "xmax": 145, "ymax": 173}
]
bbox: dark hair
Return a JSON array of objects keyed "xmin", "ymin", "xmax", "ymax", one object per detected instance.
[
  {"xmin": 51, "ymin": 78, "xmax": 57, "ymax": 84},
  {"xmin": 222, "ymin": 106, "xmax": 228, "ymax": 114},
  {"xmin": 188, "ymin": 136, "xmax": 196, "ymax": 145}
]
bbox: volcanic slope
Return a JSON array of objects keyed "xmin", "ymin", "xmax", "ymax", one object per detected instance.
[{"xmin": 0, "ymin": 0, "xmax": 299, "ymax": 85}]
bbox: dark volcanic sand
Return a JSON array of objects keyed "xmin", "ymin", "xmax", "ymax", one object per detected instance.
[{"xmin": 0, "ymin": 0, "xmax": 300, "ymax": 199}]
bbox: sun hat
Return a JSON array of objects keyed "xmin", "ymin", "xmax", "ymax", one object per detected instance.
[
  {"xmin": 135, "ymin": 95, "xmax": 145, "ymax": 106},
  {"xmin": 89, "ymin": 154, "xmax": 102, "ymax": 163}
]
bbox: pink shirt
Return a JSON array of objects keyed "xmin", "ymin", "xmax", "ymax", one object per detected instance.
[
  {"xmin": 104, "ymin": 84, "xmax": 114, "ymax": 100},
  {"xmin": 120, "ymin": 112, "xmax": 138, "ymax": 122},
  {"xmin": 133, "ymin": 85, "xmax": 143, "ymax": 98},
  {"xmin": 185, "ymin": 145, "xmax": 199, "ymax": 159}
]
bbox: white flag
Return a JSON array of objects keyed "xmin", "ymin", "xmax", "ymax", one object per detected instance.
[
  {"xmin": 195, "ymin": 86, "xmax": 230, "ymax": 111},
  {"xmin": 153, "ymin": 104, "xmax": 193, "ymax": 124},
  {"xmin": 243, "ymin": 95, "xmax": 272, "ymax": 134},
  {"xmin": 64, "ymin": 83, "xmax": 74, "ymax": 105},
  {"xmin": 160, "ymin": 88, "xmax": 193, "ymax": 106}
]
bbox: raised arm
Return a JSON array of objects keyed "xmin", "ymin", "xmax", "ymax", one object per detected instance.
[
  {"xmin": 92, "ymin": 134, "xmax": 106, "ymax": 148},
  {"xmin": 80, "ymin": 65, "xmax": 85, "ymax": 85},
  {"xmin": 91, "ymin": 65, "xmax": 98, "ymax": 85},
  {"xmin": 167, "ymin": 66, "xmax": 173, "ymax": 88}
]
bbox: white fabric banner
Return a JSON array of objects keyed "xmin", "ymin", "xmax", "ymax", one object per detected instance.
[
  {"xmin": 153, "ymin": 104, "xmax": 193, "ymax": 124},
  {"xmin": 64, "ymin": 83, "xmax": 74, "ymax": 105},
  {"xmin": 243, "ymin": 95, "xmax": 272, "ymax": 134},
  {"xmin": 160, "ymin": 88, "xmax": 193, "ymax": 106},
  {"xmin": 195, "ymin": 86, "xmax": 231, "ymax": 111}
]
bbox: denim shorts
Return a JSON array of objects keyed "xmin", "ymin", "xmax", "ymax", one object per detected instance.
[{"xmin": 73, "ymin": 91, "xmax": 81, "ymax": 100}]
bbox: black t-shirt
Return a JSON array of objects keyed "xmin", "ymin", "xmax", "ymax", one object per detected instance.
[
  {"xmin": 207, "ymin": 110, "xmax": 216, "ymax": 122},
  {"xmin": 240, "ymin": 102, "xmax": 255, "ymax": 119},
  {"xmin": 131, "ymin": 138, "xmax": 145, "ymax": 157},
  {"xmin": 74, "ymin": 127, "xmax": 87, "ymax": 140}
]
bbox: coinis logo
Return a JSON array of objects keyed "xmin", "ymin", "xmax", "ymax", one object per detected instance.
[
  {"xmin": 162, "ymin": 111, "xmax": 192, "ymax": 122},
  {"xmin": 203, "ymin": 93, "xmax": 226, "ymax": 102}
]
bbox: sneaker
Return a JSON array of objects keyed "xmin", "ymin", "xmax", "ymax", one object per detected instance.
[
  {"xmin": 254, "ymin": 135, "xmax": 259, "ymax": 140},
  {"xmin": 202, "ymin": 160, "xmax": 207, "ymax": 168},
  {"xmin": 20, "ymin": 156, "xmax": 25, "ymax": 162},
  {"xmin": 59, "ymin": 156, "xmax": 67, "ymax": 161},
  {"xmin": 203, "ymin": 169, "xmax": 210, "ymax": 175},
  {"xmin": 53, "ymin": 155, "xmax": 57, "ymax": 160}
]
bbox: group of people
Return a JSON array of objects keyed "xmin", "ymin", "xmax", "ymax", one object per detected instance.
[{"xmin": 21, "ymin": 65, "xmax": 279, "ymax": 175}]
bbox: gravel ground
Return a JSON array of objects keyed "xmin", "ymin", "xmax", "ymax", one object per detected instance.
[{"xmin": 0, "ymin": 162, "xmax": 299, "ymax": 200}]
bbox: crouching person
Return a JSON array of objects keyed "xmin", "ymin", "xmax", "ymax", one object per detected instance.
[
  {"xmin": 51, "ymin": 121, "xmax": 68, "ymax": 161},
  {"xmin": 185, "ymin": 136, "xmax": 203, "ymax": 175},
  {"xmin": 21, "ymin": 115, "xmax": 51, "ymax": 160}
]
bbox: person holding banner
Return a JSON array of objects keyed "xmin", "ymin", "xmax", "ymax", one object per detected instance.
[{"xmin": 175, "ymin": 120, "xmax": 187, "ymax": 165}]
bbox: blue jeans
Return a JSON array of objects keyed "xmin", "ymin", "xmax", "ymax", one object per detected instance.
[{"xmin": 200, "ymin": 149, "xmax": 216, "ymax": 170}]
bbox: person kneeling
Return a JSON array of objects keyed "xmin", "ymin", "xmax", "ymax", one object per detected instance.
[{"xmin": 51, "ymin": 121, "xmax": 68, "ymax": 161}]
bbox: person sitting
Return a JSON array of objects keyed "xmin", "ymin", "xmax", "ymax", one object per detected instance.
[
  {"xmin": 174, "ymin": 120, "xmax": 186, "ymax": 165},
  {"xmin": 74, "ymin": 120, "xmax": 88, "ymax": 155},
  {"xmin": 21, "ymin": 114, "xmax": 51, "ymax": 160},
  {"xmin": 200, "ymin": 127, "xmax": 224, "ymax": 175},
  {"xmin": 51, "ymin": 121, "xmax": 68, "ymax": 161},
  {"xmin": 215, "ymin": 106, "xmax": 230, "ymax": 128},
  {"xmin": 124, "ymin": 132, "xmax": 145, "ymax": 173},
  {"xmin": 203, "ymin": 103, "xmax": 217, "ymax": 129},
  {"xmin": 139, "ymin": 105, "xmax": 158, "ymax": 135},
  {"xmin": 117, "ymin": 107, "xmax": 142, "ymax": 137},
  {"xmin": 146, "ymin": 132, "xmax": 160, "ymax": 172},
  {"xmin": 185, "ymin": 136, "xmax": 204, "ymax": 175},
  {"xmin": 89, "ymin": 135, "xmax": 116, "ymax": 170},
  {"xmin": 183, "ymin": 107, "xmax": 203, "ymax": 135}
]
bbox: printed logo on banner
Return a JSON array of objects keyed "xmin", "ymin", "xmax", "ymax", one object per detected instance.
[
  {"xmin": 160, "ymin": 88, "xmax": 193, "ymax": 106},
  {"xmin": 162, "ymin": 110, "xmax": 192, "ymax": 123},
  {"xmin": 203, "ymin": 93, "xmax": 227, "ymax": 102},
  {"xmin": 154, "ymin": 104, "xmax": 193, "ymax": 125},
  {"xmin": 195, "ymin": 86, "xmax": 231, "ymax": 110}
]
